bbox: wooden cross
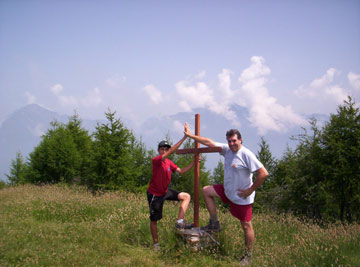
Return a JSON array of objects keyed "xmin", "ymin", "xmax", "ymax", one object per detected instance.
[{"xmin": 176, "ymin": 114, "xmax": 222, "ymax": 227}]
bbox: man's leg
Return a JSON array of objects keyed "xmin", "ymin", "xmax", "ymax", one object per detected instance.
[
  {"xmin": 202, "ymin": 185, "xmax": 220, "ymax": 215},
  {"xmin": 201, "ymin": 185, "xmax": 221, "ymax": 231},
  {"xmin": 241, "ymin": 220, "xmax": 254, "ymax": 252},
  {"xmin": 177, "ymin": 192, "xmax": 190, "ymax": 220}
]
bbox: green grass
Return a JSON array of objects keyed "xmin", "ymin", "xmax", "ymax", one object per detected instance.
[{"xmin": 1, "ymin": 184, "xmax": 359, "ymax": 266}]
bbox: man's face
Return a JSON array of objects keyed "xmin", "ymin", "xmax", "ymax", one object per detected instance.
[
  {"xmin": 158, "ymin": 146, "xmax": 169, "ymax": 155},
  {"xmin": 227, "ymin": 134, "xmax": 242, "ymax": 152}
]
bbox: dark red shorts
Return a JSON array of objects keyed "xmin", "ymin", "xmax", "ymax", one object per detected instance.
[{"xmin": 213, "ymin": 184, "xmax": 252, "ymax": 222}]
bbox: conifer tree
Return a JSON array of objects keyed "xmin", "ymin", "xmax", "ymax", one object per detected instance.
[
  {"xmin": 6, "ymin": 152, "xmax": 27, "ymax": 185},
  {"xmin": 320, "ymin": 96, "xmax": 360, "ymax": 222}
]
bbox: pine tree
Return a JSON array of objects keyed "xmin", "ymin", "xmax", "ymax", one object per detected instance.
[
  {"xmin": 90, "ymin": 110, "xmax": 143, "ymax": 191},
  {"xmin": 6, "ymin": 152, "xmax": 27, "ymax": 185},
  {"xmin": 25, "ymin": 115, "xmax": 93, "ymax": 184},
  {"xmin": 320, "ymin": 96, "xmax": 360, "ymax": 222}
]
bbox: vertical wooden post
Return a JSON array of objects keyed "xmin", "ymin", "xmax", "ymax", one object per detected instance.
[{"xmin": 194, "ymin": 114, "xmax": 200, "ymax": 227}]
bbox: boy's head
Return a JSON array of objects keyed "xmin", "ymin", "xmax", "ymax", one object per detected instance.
[{"xmin": 158, "ymin": 140, "xmax": 171, "ymax": 154}]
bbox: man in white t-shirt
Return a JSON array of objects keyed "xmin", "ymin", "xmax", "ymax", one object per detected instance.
[{"xmin": 184, "ymin": 124, "xmax": 268, "ymax": 265}]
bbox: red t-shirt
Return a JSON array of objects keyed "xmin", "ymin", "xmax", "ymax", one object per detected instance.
[{"xmin": 147, "ymin": 155, "xmax": 178, "ymax": 196}]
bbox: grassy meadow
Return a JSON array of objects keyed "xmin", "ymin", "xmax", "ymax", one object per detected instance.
[{"xmin": 0, "ymin": 184, "xmax": 359, "ymax": 266}]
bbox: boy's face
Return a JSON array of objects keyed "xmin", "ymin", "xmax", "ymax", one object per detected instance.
[
  {"xmin": 226, "ymin": 134, "xmax": 242, "ymax": 152},
  {"xmin": 158, "ymin": 146, "xmax": 169, "ymax": 155}
]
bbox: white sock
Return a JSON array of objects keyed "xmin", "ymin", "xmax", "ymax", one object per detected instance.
[{"xmin": 177, "ymin": 219, "xmax": 184, "ymax": 224}]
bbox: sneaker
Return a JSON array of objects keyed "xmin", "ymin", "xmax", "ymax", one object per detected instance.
[
  {"xmin": 175, "ymin": 220, "xmax": 194, "ymax": 229},
  {"xmin": 200, "ymin": 220, "xmax": 221, "ymax": 232},
  {"xmin": 239, "ymin": 251, "xmax": 252, "ymax": 266},
  {"xmin": 153, "ymin": 243, "xmax": 160, "ymax": 251}
]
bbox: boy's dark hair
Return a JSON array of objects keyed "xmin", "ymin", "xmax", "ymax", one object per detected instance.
[
  {"xmin": 158, "ymin": 140, "xmax": 171, "ymax": 149},
  {"xmin": 226, "ymin": 129, "xmax": 242, "ymax": 140}
]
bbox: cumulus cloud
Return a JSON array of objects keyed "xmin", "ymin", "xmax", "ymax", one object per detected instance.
[
  {"xmin": 294, "ymin": 68, "xmax": 348, "ymax": 103},
  {"xmin": 29, "ymin": 123, "xmax": 45, "ymax": 137},
  {"xmin": 81, "ymin": 88, "xmax": 102, "ymax": 107},
  {"xmin": 348, "ymin": 72, "xmax": 360, "ymax": 90},
  {"xmin": 292, "ymin": 68, "xmax": 352, "ymax": 115},
  {"xmin": 50, "ymin": 84, "xmax": 64, "ymax": 95},
  {"xmin": 143, "ymin": 84, "xmax": 163, "ymax": 104},
  {"xmin": 24, "ymin": 91, "xmax": 37, "ymax": 104},
  {"xmin": 175, "ymin": 69, "xmax": 239, "ymax": 125},
  {"xmin": 50, "ymin": 84, "xmax": 102, "ymax": 108},
  {"xmin": 238, "ymin": 56, "xmax": 306, "ymax": 135},
  {"xmin": 172, "ymin": 120, "xmax": 184, "ymax": 133},
  {"xmin": 173, "ymin": 57, "xmax": 306, "ymax": 134}
]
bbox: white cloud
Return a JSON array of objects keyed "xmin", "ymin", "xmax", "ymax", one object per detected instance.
[
  {"xmin": 325, "ymin": 85, "xmax": 348, "ymax": 103},
  {"xmin": 172, "ymin": 120, "xmax": 184, "ymax": 133},
  {"xmin": 143, "ymin": 84, "xmax": 163, "ymax": 104},
  {"xmin": 175, "ymin": 81, "xmax": 214, "ymax": 109},
  {"xmin": 173, "ymin": 56, "xmax": 305, "ymax": 133},
  {"xmin": 218, "ymin": 68, "xmax": 233, "ymax": 100},
  {"xmin": 50, "ymin": 83, "xmax": 77, "ymax": 107},
  {"xmin": 348, "ymin": 72, "xmax": 360, "ymax": 90},
  {"xmin": 29, "ymin": 123, "xmax": 45, "ymax": 137},
  {"xmin": 24, "ymin": 91, "xmax": 36, "ymax": 104},
  {"xmin": 50, "ymin": 84, "xmax": 102, "ymax": 109},
  {"xmin": 310, "ymin": 68, "xmax": 337, "ymax": 88},
  {"xmin": 175, "ymin": 75, "xmax": 239, "ymax": 125},
  {"xmin": 294, "ymin": 68, "xmax": 339, "ymax": 98},
  {"xmin": 293, "ymin": 68, "xmax": 349, "ymax": 113},
  {"xmin": 50, "ymin": 84, "xmax": 64, "ymax": 95},
  {"xmin": 58, "ymin": 95, "xmax": 78, "ymax": 107},
  {"xmin": 81, "ymin": 88, "xmax": 102, "ymax": 107},
  {"xmin": 239, "ymin": 56, "xmax": 306, "ymax": 135}
]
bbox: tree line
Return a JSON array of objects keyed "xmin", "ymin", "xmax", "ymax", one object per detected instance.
[{"xmin": 5, "ymin": 97, "xmax": 360, "ymax": 223}]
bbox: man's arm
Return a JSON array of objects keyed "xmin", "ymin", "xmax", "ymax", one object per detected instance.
[
  {"xmin": 238, "ymin": 167, "xmax": 269, "ymax": 198},
  {"xmin": 184, "ymin": 122, "xmax": 217, "ymax": 147}
]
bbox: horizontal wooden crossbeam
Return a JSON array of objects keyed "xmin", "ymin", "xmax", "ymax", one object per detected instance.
[{"xmin": 176, "ymin": 147, "xmax": 222, "ymax": 155}]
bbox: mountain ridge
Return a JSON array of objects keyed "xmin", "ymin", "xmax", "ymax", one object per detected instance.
[{"xmin": 0, "ymin": 104, "xmax": 328, "ymax": 182}]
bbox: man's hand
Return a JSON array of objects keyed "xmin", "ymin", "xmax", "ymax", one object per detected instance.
[
  {"xmin": 184, "ymin": 122, "xmax": 192, "ymax": 137},
  {"xmin": 238, "ymin": 188, "xmax": 253, "ymax": 198}
]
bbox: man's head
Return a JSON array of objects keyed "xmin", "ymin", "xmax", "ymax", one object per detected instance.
[
  {"xmin": 226, "ymin": 129, "xmax": 242, "ymax": 152},
  {"xmin": 158, "ymin": 140, "xmax": 171, "ymax": 155}
]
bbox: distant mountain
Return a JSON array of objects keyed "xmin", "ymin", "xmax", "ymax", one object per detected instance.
[
  {"xmin": 0, "ymin": 104, "xmax": 329, "ymax": 182},
  {"xmin": 0, "ymin": 104, "xmax": 101, "ymax": 182},
  {"xmin": 132, "ymin": 106, "xmax": 329, "ymax": 174}
]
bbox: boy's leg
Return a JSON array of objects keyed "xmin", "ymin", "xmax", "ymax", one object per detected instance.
[
  {"xmin": 177, "ymin": 192, "xmax": 190, "ymax": 220},
  {"xmin": 150, "ymin": 220, "xmax": 159, "ymax": 244},
  {"xmin": 147, "ymin": 191, "xmax": 164, "ymax": 245}
]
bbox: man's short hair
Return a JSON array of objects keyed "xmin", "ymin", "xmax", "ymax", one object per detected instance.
[{"xmin": 226, "ymin": 129, "xmax": 242, "ymax": 140}]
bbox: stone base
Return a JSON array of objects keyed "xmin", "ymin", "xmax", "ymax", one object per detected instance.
[{"xmin": 176, "ymin": 227, "xmax": 220, "ymax": 252}]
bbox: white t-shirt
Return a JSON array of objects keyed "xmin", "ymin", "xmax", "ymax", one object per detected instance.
[{"xmin": 216, "ymin": 142, "xmax": 263, "ymax": 205}]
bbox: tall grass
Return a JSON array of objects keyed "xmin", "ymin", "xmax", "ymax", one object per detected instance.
[{"xmin": 1, "ymin": 184, "xmax": 359, "ymax": 266}]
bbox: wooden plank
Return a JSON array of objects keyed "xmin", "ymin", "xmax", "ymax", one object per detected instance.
[{"xmin": 175, "ymin": 147, "xmax": 222, "ymax": 155}]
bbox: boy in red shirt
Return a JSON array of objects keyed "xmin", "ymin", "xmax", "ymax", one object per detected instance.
[{"xmin": 147, "ymin": 125, "xmax": 196, "ymax": 250}]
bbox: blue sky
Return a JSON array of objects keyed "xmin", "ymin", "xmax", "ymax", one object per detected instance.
[{"xmin": 1, "ymin": 0, "xmax": 359, "ymax": 135}]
